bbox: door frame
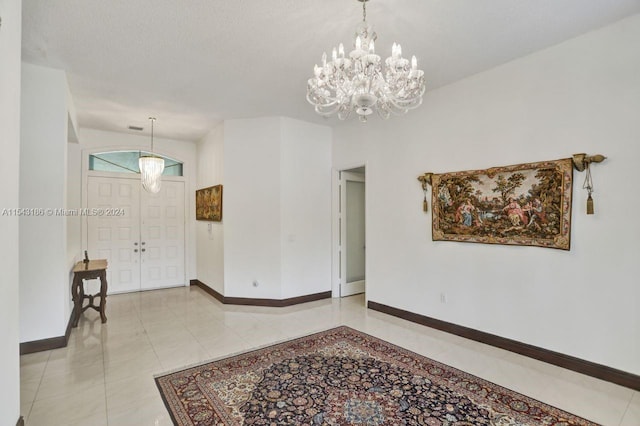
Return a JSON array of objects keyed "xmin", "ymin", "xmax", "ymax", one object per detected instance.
[
  {"xmin": 332, "ymin": 162, "xmax": 368, "ymax": 299},
  {"xmin": 81, "ymin": 147, "xmax": 189, "ymax": 289}
]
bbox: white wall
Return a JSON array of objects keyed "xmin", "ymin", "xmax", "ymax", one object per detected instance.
[
  {"xmin": 77, "ymin": 128, "xmax": 198, "ymax": 282},
  {"xmin": 19, "ymin": 63, "xmax": 70, "ymax": 342},
  {"xmin": 333, "ymin": 14, "xmax": 640, "ymax": 375},
  {"xmin": 224, "ymin": 118, "xmax": 283, "ymax": 298},
  {"xmin": 66, "ymin": 85, "xmax": 81, "ymax": 271},
  {"xmin": 196, "ymin": 124, "xmax": 225, "ymax": 293},
  {"xmin": 66, "ymin": 88, "xmax": 81, "ymax": 322},
  {"xmin": 222, "ymin": 117, "xmax": 333, "ymax": 299},
  {"xmin": 0, "ymin": 0, "xmax": 23, "ymax": 423},
  {"xmin": 67, "ymin": 142, "xmax": 82, "ymax": 269},
  {"xmin": 280, "ymin": 118, "xmax": 332, "ymax": 298}
]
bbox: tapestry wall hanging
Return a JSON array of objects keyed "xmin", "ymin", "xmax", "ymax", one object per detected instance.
[
  {"xmin": 195, "ymin": 185, "xmax": 223, "ymax": 221},
  {"xmin": 422, "ymin": 158, "xmax": 573, "ymax": 250}
]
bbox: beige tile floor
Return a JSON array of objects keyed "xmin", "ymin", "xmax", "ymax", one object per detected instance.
[{"xmin": 20, "ymin": 286, "xmax": 639, "ymax": 425}]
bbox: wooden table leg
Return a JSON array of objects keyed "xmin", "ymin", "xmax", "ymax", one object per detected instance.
[
  {"xmin": 71, "ymin": 275, "xmax": 83, "ymax": 328},
  {"xmin": 99, "ymin": 270, "xmax": 108, "ymax": 323}
]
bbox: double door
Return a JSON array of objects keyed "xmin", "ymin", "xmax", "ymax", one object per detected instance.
[{"xmin": 87, "ymin": 176, "xmax": 185, "ymax": 294}]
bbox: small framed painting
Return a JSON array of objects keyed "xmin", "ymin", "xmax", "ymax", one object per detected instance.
[{"xmin": 196, "ymin": 185, "xmax": 223, "ymax": 221}]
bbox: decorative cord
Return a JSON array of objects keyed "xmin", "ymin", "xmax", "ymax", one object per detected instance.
[{"xmin": 583, "ymin": 162, "xmax": 595, "ymax": 214}]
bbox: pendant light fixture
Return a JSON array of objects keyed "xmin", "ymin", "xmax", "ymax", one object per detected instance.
[
  {"xmin": 139, "ymin": 117, "xmax": 165, "ymax": 193},
  {"xmin": 306, "ymin": 0, "xmax": 426, "ymax": 122}
]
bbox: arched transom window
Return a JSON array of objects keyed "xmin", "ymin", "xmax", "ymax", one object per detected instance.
[{"xmin": 89, "ymin": 151, "xmax": 183, "ymax": 176}]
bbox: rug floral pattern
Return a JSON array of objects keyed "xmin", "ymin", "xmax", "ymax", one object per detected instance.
[{"xmin": 155, "ymin": 327, "xmax": 598, "ymax": 426}]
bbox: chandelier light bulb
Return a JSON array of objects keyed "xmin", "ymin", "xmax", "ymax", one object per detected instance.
[{"xmin": 306, "ymin": 0, "xmax": 426, "ymax": 122}]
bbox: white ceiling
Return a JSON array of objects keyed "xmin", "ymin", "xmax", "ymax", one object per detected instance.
[{"xmin": 22, "ymin": 0, "xmax": 640, "ymax": 141}]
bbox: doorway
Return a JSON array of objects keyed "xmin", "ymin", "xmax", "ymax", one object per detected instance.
[
  {"xmin": 87, "ymin": 175, "xmax": 186, "ymax": 294},
  {"xmin": 338, "ymin": 167, "xmax": 366, "ymax": 297}
]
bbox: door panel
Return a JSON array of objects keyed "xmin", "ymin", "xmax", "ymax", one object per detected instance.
[
  {"xmin": 140, "ymin": 180, "xmax": 185, "ymax": 290},
  {"xmin": 87, "ymin": 176, "xmax": 141, "ymax": 294}
]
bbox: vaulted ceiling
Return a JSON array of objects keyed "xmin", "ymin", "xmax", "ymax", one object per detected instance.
[{"xmin": 21, "ymin": 0, "xmax": 640, "ymax": 141}]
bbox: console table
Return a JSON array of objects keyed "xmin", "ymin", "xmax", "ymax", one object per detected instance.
[{"xmin": 71, "ymin": 259, "xmax": 108, "ymax": 327}]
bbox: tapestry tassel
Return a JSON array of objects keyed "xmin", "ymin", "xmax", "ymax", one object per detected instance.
[
  {"xmin": 583, "ymin": 162, "xmax": 595, "ymax": 215},
  {"xmin": 417, "ymin": 173, "xmax": 433, "ymax": 214},
  {"xmin": 586, "ymin": 193, "xmax": 594, "ymax": 215},
  {"xmin": 423, "ymin": 187, "xmax": 429, "ymax": 213},
  {"xmin": 574, "ymin": 153, "xmax": 605, "ymax": 216}
]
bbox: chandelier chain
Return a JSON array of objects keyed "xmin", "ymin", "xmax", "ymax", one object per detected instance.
[{"xmin": 149, "ymin": 117, "xmax": 156, "ymax": 152}]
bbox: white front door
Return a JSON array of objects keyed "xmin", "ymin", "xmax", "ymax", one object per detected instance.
[
  {"xmin": 340, "ymin": 171, "xmax": 366, "ymax": 297},
  {"xmin": 87, "ymin": 176, "xmax": 142, "ymax": 293},
  {"xmin": 140, "ymin": 180, "xmax": 185, "ymax": 290},
  {"xmin": 87, "ymin": 176, "xmax": 185, "ymax": 294}
]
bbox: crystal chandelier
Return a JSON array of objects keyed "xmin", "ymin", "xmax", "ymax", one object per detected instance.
[
  {"xmin": 139, "ymin": 117, "xmax": 165, "ymax": 193},
  {"xmin": 306, "ymin": 0, "xmax": 426, "ymax": 122}
]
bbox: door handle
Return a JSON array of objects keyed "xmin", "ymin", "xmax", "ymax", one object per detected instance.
[
  {"xmin": 141, "ymin": 242, "xmax": 146, "ymax": 245},
  {"xmin": 134, "ymin": 249, "xmax": 138, "ymax": 253},
  {"xmin": 134, "ymin": 242, "xmax": 138, "ymax": 246},
  {"xmin": 141, "ymin": 248, "xmax": 146, "ymax": 252}
]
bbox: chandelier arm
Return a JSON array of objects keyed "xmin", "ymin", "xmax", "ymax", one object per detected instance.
[
  {"xmin": 313, "ymin": 101, "xmax": 341, "ymax": 112},
  {"xmin": 338, "ymin": 104, "xmax": 353, "ymax": 120},
  {"xmin": 379, "ymin": 100, "xmax": 408, "ymax": 116},
  {"xmin": 386, "ymin": 98, "xmax": 419, "ymax": 113},
  {"xmin": 306, "ymin": 89, "xmax": 341, "ymax": 107},
  {"xmin": 375, "ymin": 103, "xmax": 391, "ymax": 120},
  {"xmin": 316, "ymin": 104, "xmax": 342, "ymax": 116},
  {"xmin": 307, "ymin": 97, "xmax": 334, "ymax": 109}
]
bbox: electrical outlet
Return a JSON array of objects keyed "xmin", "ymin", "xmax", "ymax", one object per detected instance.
[{"xmin": 440, "ymin": 293, "xmax": 447, "ymax": 303}]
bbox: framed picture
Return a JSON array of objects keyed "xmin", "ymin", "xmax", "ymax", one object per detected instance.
[
  {"xmin": 431, "ymin": 158, "xmax": 573, "ymax": 250},
  {"xmin": 196, "ymin": 185, "xmax": 223, "ymax": 221}
]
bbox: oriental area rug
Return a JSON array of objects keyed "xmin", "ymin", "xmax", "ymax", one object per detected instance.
[{"xmin": 155, "ymin": 326, "xmax": 598, "ymax": 426}]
